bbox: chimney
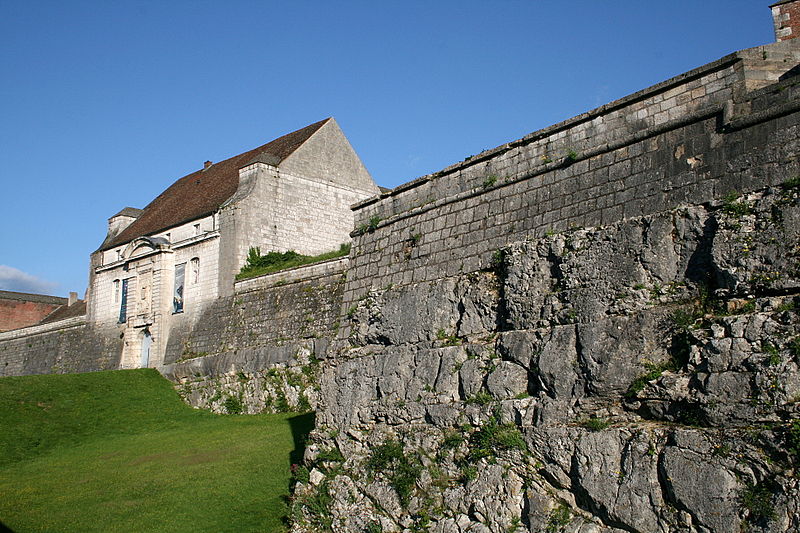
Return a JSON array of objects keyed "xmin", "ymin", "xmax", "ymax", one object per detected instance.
[
  {"xmin": 771, "ymin": 0, "xmax": 800, "ymax": 41},
  {"xmin": 68, "ymin": 292, "xmax": 78, "ymax": 306},
  {"xmin": 204, "ymin": 160, "xmax": 213, "ymax": 169}
]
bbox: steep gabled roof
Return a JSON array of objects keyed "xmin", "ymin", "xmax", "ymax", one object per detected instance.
[{"xmin": 100, "ymin": 118, "xmax": 331, "ymax": 251}]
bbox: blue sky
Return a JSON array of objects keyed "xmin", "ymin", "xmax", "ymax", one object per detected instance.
[{"xmin": 0, "ymin": 1, "xmax": 776, "ymax": 297}]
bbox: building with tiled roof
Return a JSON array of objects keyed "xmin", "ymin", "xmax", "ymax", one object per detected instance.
[{"xmin": 87, "ymin": 118, "xmax": 378, "ymax": 368}]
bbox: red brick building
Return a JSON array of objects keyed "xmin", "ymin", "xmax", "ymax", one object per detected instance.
[{"xmin": 0, "ymin": 291, "xmax": 78, "ymax": 332}]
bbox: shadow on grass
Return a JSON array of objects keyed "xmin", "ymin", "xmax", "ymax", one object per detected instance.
[
  {"xmin": 283, "ymin": 412, "xmax": 316, "ymax": 527},
  {"xmin": 288, "ymin": 412, "xmax": 315, "ymax": 467},
  {"xmin": 0, "ymin": 521, "xmax": 15, "ymax": 532}
]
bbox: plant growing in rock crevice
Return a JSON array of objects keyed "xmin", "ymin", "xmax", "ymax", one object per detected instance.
[
  {"xmin": 366, "ymin": 439, "xmax": 422, "ymax": 508},
  {"xmin": 578, "ymin": 416, "xmax": 610, "ymax": 432},
  {"xmin": 545, "ymin": 503, "xmax": 571, "ymax": 532},
  {"xmin": 740, "ymin": 482, "xmax": 776, "ymax": 526}
]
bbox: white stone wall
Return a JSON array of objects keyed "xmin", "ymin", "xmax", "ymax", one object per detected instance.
[
  {"xmin": 217, "ymin": 163, "xmax": 372, "ymax": 293},
  {"xmin": 90, "ymin": 213, "xmax": 221, "ymax": 369}
]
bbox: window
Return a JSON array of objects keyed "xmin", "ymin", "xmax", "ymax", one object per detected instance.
[
  {"xmin": 116, "ymin": 250, "xmax": 121, "ymax": 262},
  {"xmin": 113, "ymin": 279, "xmax": 120, "ymax": 303},
  {"xmin": 191, "ymin": 257, "xmax": 200, "ymax": 284},
  {"xmin": 173, "ymin": 263, "xmax": 185, "ymax": 313},
  {"xmin": 194, "ymin": 223, "xmax": 201, "ymax": 236},
  {"xmin": 118, "ymin": 279, "xmax": 129, "ymax": 323}
]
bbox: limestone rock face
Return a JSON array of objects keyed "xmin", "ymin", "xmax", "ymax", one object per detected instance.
[{"xmin": 292, "ymin": 185, "xmax": 800, "ymax": 533}]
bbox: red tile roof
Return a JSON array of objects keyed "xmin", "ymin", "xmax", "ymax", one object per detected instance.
[{"xmin": 100, "ymin": 118, "xmax": 330, "ymax": 251}]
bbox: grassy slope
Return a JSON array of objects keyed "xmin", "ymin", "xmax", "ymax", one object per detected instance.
[{"xmin": 0, "ymin": 369, "xmax": 313, "ymax": 533}]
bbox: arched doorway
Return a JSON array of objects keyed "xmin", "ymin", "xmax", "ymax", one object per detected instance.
[{"xmin": 140, "ymin": 330, "xmax": 152, "ymax": 368}]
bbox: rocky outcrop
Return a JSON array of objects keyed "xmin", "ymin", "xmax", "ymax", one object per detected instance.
[{"xmin": 291, "ymin": 182, "xmax": 800, "ymax": 533}]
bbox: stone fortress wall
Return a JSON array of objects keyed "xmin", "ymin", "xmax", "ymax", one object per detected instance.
[
  {"xmin": 0, "ymin": 20, "xmax": 800, "ymax": 533},
  {"xmin": 343, "ymin": 42, "xmax": 800, "ymax": 310},
  {"xmin": 290, "ymin": 38, "xmax": 800, "ymax": 533}
]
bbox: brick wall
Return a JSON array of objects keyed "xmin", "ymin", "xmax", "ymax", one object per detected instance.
[
  {"xmin": 773, "ymin": 0, "xmax": 800, "ymax": 42},
  {"xmin": 0, "ymin": 296, "xmax": 65, "ymax": 332}
]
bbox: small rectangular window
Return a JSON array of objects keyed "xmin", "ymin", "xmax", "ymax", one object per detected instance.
[
  {"xmin": 173, "ymin": 263, "xmax": 185, "ymax": 313},
  {"xmin": 113, "ymin": 279, "xmax": 120, "ymax": 303},
  {"xmin": 194, "ymin": 223, "xmax": 201, "ymax": 236}
]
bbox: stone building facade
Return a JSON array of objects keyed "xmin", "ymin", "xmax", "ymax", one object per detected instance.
[{"xmin": 86, "ymin": 117, "xmax": 378, "ymax": 370}]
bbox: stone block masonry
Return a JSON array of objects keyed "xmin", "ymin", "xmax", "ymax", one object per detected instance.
[
  {"xmin": 773, "ymin": 0, "xmax": 800, "ymax": 42},
  {"xmin": 341, "ymin": 43, "xmax": 800, "ymax": 324},
  {"xmin": 0, "ymin": 318, "xmax": 122, "ymax": 377},
  {"xmin": 159, "ymin": 258, "xmax": 348, "ymax": 414},
  {"xmin": 291, "ymin": 38, "xmax": 800, "ymax": 533}
]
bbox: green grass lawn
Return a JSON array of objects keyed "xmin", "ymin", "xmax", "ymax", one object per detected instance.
[{"xmin": 0, "ymin": 369, "xmax": 313, "ymax": 533}]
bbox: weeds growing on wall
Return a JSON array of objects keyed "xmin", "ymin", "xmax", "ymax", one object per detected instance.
[
  {"xmin": 366, "ymin": 439, "xmax": 422, "ymax": 507},
  {"xmin": 236, "ymin": 243, "xmax": 350, "ymax": 280},
  {"xmin": 740, "ymin": 482, "xmax": 776, "ymax": 526}
]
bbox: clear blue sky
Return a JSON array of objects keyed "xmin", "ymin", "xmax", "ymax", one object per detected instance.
[{"xmin": 0, "ymin": 1, "xmax": 777, "ymax": 297}]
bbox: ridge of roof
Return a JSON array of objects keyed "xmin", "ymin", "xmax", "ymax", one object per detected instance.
[
  {"xmin": 111, "ymin": 207, "xmax": 143, "ymax": 219},
  {"xmin": 100, "ymin": 118, "xmax": 331, "ymax": 251},
  {"xmin": 0, "ymin": 290, "xmax": 68, "ymax": 305}
]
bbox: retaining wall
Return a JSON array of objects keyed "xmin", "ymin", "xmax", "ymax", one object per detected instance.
[{"xmin": 342, "ymin": 44, "xmax": 800, "ymax": 322}]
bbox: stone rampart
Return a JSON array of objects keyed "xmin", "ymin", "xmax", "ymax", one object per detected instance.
[
  {"xmin": 292, "ymin": 42, "xmax": 800, "ymax": 533},
  {"xmin": 159, "ymin": 258, "xmax": 347, "ymax": 413},
  {"xmin": 0, "ymin": 317, "xmax": 121, "ymax": 377},
  {"xmin": 342, "ymin": 44, "xmax": 800, "ymax": 324}
]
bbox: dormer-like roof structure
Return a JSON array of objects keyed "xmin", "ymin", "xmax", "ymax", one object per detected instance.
[{"xmin": 100, "ymin": 118, "xmax": 331, "ymax": 251}]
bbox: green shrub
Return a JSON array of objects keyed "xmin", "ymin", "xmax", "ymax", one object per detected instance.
[
  {"xmin": 365, "ymin": 520, "xmax": 383, "ymax": 533},
  {"xmin": 466, "ymin": 390, "xmax": 494, "ymax": 406},
  {"xmin": 223, "ymin": 395, "xmax": 243, "ymax": 415},
  {"xmin": 779, "ymin": 176, "xmax": 800, "ymax": 193},
  {"xmin": 459, "ymin": 465, "xmax": 478, "ymax": 483},
  {"xmin": 625, "ymin": 358, "xmax": 681, "ymax": 399},
  {"xmin": 721, "ymin": 191, "xmax": 752, "ymax": 216},
  {"xmin": 468, "ymin": 415, "xmax": 527, "ymax": 460},
  {"xmin": 295, "ymin": 480, "xmax": 334, "ymax": 531},
  {"xmin": 317, "ymin": 447, "xmax": 345, "ymax": 464},
  {"xmin": 740, "ymin": 482, "xmax": 775, "ymax": 525},
  {"xmin": 441, "ymin": 430, "xmax": 464, "ymax": 450},
  {"xmin": 366, "ymin": 439, "xmax": 421, "ymax": 508},
  {"xmin": 670, "ymin": 308, "xmax": 701, "ymax": 330},
  {"xmin": 545, "ymin": 503, "xmax": 571, "ymax": 532},
  {"xmin": 236, "ymin": 244, "xmax": 350, "ymax": 280},
  {"xmin": 579, "ymin": 417, "xmax": 610, "ymax": 432}
]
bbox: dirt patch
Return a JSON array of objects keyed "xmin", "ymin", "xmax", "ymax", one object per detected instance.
[
  {"xmin": 128, "ymin": 452, "xmax": 174, "ymax": 466},
  {"xmin": 178, "ymin": 449, "xmax": 226, "ymax": 466}
]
